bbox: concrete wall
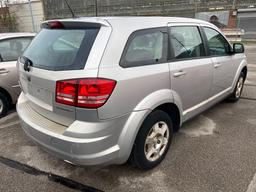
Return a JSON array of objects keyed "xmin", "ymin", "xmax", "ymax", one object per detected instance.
[{"xmin": 9, "ymin": 0, "xmax": 44, "ymax": 32}]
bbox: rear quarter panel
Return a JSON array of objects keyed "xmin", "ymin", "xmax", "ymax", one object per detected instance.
[
  {"xmin": 0, "ymin": 61, "xmax": 20, "ymax": 104},
  {"xmin": 98, "ymin": 64, "xmax": 171, "ymax": 119}
]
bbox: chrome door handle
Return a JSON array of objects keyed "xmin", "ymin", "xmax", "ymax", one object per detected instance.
[
  {"xmin": 214, "ymin": 63, "xmax": 222, "ymax": 68},
  {"xmin": 174, "ymin": 70, "xmax": 187, "ymax": 77},
  {"xmin": 0, "ymin": 68, "xmax": 9, "ymax": 75}
]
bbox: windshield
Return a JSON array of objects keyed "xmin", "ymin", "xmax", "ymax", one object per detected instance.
[{"xmin": 22, "ymin": 28, "xmax": 99, "ymax": 71}]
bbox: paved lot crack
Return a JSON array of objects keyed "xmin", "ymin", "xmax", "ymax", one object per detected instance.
[
  {"xmin": 244, "ymin": 84, "xmax": 256, "ymax": 87},
  {"xmin": 0, "ymin": 156, "xmax": 103, "ymax": 192},
  {"xmin": 0, "ymin": 121, "xmax": 20, "ymax": 129},
  {"xmin": 240, "ymin": 97, "xmax": 256, "ymax": 101}
]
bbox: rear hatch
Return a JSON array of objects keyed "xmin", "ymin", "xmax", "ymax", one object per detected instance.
[{"xmin": 18, "ymin": 20, "xmax": 111, "ymax": 126}]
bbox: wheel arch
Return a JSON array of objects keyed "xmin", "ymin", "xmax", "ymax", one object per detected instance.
[
  {"xmin": 241, "ymin": 66, "xmax": 247, "ymax": 80},
  {"xmin": 232, "ymin": 60, "xmax": 247, "ymax": 91},
  {"xmin": 117, "ymin": 101, "xmax": 182, "ymax": 164},
  {"xmin": 134, "ymin": 89, "xmax": 183, "ymax": 130},
  {"xmin": 154, "ymin": 103, "xmax": 181, "ymax": 132},
  {"xmin": 0, "ymin": 87, "xmax": 12, "ymax": 105}
]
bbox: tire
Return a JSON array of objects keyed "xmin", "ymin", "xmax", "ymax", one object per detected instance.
[
  {"xmin": 228, "ymin": 72, "xmax": 245, "ymax": 102},
  {"xmin": 0, "ymin": 92, "xmax": 10, "ymax": 118},
  {"xmin": 129, "ymin": 110, "xmax": 173, "ymax": 170}
]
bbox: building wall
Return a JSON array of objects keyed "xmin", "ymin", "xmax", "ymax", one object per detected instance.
[
  {"xmin": 238, "ymin": 9, "xmax": 256, "ymax": 40},
  {"xmin": 9, "ymin": 0, "xmax": 44, "ymax": 32}
]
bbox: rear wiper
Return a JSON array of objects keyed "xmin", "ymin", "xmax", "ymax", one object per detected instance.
[{"xmin": 20, "ymin": 56, "xmax": 33, "ymax": 72}]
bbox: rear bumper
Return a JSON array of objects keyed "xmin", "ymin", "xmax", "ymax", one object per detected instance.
[
  {"xmin": 20, "ymin": 119, "xmax": 120, "ymax": 165},
  {"xmin": 17, "ymin": 92, "xmax": 148, "ymax": 166}
]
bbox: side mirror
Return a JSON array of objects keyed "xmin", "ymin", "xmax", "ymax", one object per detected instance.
[
  {"xmin": 0, "ymin": 53, "xmax": 3, "ymax": 62},
  {"xmin": 233, "ymin": 43, "xmax": 244, "ymax": 54}
]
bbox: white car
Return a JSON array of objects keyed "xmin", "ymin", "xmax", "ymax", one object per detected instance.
[{"xmin": 0, "ymin": 33, "xmax": 35, "ymax": 117}]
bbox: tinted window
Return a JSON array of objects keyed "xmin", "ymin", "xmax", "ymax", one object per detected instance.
[
  {"xmin": 204, "ymin": 27, "xmax": 230, "ymax": 56},
  {"xmin": 22, "ymin": 28, "xmax": 99, "ymax": 71},
  {"xmin": 0, "ymin": 37, "xmax": 32, "ymax": 62},
  {"xmin": 169, "ymin": 26, "xmax": 205, "ymax": 60},
  {"xmin": 121, "ymin": 29, "xmax": 165, "ymax": 67},
  {"xmin": 52, "ymin": 33, "xmax": 84, "ymax": 51}
]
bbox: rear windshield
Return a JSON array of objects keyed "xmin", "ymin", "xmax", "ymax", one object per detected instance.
[{"xmin": 22, "ymin": 28, "xmax": 99, "ymax": 71}]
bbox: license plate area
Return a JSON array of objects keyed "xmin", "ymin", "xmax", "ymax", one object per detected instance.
[
  {"xmin": 20, "ymin": 74, "xmax": 28, "ymax": 94},
  {"xmin": 28, "ymin": 83, "xmax": 52, "ymax": 105}
]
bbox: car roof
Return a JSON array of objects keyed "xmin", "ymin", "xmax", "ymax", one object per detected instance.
[
  {"xmin": 55, "ymin": 16, "xmax": 215, "ymax": 30},
  {"xmin": 104, "ymin": 16, "xmax": 210, "ymax": 24},
  {"xmin": 0, "ymin": 33, "xmax": 36, "ymax": 40}
]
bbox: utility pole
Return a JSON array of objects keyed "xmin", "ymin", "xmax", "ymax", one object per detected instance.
[
  {"xmin": 28, "ymin": 0, "xmax": 35, "ymax": 32},
  {"xmin": 95, "ymin": 0, "xmax": 98, "ymax": 16}
]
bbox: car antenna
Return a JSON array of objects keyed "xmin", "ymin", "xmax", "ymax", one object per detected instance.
[{"xmin": 64, "ymin": 0, "xmax": 76, "ymax": 18}]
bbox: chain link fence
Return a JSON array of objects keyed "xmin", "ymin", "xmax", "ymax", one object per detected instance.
[
  {"xmin": 1, "ymin": 0, "xmax": 44, "ymax": 33},
  {"xmin": 43, "ymin": 0, "xmax": 256, "ymax": 19},
  {"xmin": 42, "ymin": 0, "xmax": 256, "ymax": 41},
  {"xmin": 0, "ymin": 0, "xmax": 255, "ymax": 41}
]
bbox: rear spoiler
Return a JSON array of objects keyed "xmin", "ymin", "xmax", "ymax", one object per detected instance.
[{"xmin": 41, "ymin": 18, "xmax": 111, "ymax": 29}]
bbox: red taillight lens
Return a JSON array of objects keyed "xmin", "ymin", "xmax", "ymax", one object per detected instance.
[
  {"xmin": 56, "ymin": 80, "xmax": 77, "ymax": 106},
  {"xmin": 77, "ymin": 79, "xmax": 116, "ymax": 108},
  {"xmin": 56, "ymin": 78, "xmax": 116, "ymax": 108}
]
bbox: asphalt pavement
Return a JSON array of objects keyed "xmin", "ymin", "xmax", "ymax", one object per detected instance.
[{"xmin": 0, "ymin": 46, "xmax": 256, "ymax": 192}]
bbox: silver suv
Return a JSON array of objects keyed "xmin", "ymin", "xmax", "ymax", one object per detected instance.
[{"xmin": 17, "ymin": 17, "xmax": 247, "ymax": 170}]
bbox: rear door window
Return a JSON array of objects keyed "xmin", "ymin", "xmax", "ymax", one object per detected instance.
[
  {"xmin": 0, "ymin": 37, "xmax": 33, "ymax": 62},
  {"xmin": 22, "ymin": 28, "xmax": 99, "ymax": 71}
]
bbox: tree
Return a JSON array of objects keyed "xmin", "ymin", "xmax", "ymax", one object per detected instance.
[{"xmin": 0, "ymin": 1, "xmax": 17, "ymax": 32}]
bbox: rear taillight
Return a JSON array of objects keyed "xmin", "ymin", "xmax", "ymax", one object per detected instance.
[
  {"xmin": 56, "ymin": 78, "xmax": 116, "ymax": 108},
  {"xmin": 56, "ymin": 80, "xmax": 77, "ymax": 106},
  {"xmin": 77, "ymin": 79, "xmax": 116, "ymax": 108}
]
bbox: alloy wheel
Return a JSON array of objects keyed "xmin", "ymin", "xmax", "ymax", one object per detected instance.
[
  {"xmin": 0, "ymin": 99, "xmax": 3, "ymax": 114},
  {"xmin": 235, "ymin": 76, "xmax": 244, "ymax": 98},
  {"xmin": 144, "ymin": 121, "xmax": 169, "ymax": 162}
]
